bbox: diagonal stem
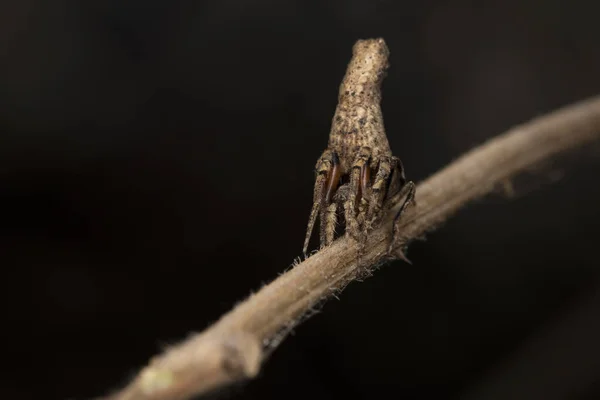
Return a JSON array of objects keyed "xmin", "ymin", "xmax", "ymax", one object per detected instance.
[{"xmin": 97, "ymin": 95, "xmax": 600, "ymax": 400}]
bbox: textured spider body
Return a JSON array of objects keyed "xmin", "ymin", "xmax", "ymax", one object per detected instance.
[{"xmin": 303, "ymin": 38, "xmax": 415, "ymax": 256}]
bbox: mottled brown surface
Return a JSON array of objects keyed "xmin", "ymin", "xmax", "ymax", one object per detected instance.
[
  {"xmin": 329, "ymin": 38, "xmax": 392, "ymax": 172},
  {"xmin": 303, "ymin": 38, "xmax": 414, "ymax": 256},
  {"xmin": 98, "ymin": 95, "xmax": 600, "ymax": 400}
]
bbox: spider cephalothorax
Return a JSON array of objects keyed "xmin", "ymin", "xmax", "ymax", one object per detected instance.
[{"xmin": 303, "ymin": 38, "xmax": 415, "ymax": 257}]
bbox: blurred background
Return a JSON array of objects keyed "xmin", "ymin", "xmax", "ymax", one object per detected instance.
[{"xmin": 2, "ymin": 1, "xmax": 600, "ymax": 399}]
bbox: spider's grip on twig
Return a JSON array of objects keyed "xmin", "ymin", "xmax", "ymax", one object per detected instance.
[
  {"xmin": 303, "ymin": 38, "xmax": 415, "ymax": 257},
  {"xmin": 96, "ymin": 37, "xmax": 600, "ymax": 400}
]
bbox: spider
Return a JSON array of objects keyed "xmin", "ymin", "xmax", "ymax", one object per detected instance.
[{"xmin": 302, "ymin": 38, "xmax": 416, "ymax": 258}]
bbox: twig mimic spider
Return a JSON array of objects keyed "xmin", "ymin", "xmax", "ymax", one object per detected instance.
[{"xmin": 303, "ymin": 38, "xmax": 416, "ymax": 258}]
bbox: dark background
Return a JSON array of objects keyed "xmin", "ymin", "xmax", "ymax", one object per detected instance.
[{"xmin": 2, "ymin": 1, "xmax": 600, "ymax": 399}]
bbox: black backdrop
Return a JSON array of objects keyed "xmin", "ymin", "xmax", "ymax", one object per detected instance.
[{"xmin": 2, "ymin": 1, "xmax": 600, "ymax": 399}]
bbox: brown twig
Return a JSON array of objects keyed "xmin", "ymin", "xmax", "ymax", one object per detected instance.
[{"xmin": 97, "ymin": 96, "xmax": 600, "ymax": 400}]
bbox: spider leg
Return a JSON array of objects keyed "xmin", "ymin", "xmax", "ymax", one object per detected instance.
[
  {"xmin": 343, "ymin": 147, "xmax": 371, "ymax": 241},
  {"xmin": 326, "ymin": 182, "xmax": 351, "ymax": 246},
  {"xmin": 322, "ymin": 202, "xmax": 338, "ymax": 248},
  {"xmin": 380, "ymin": 157, "xmax": 416, "ymax": 257},
  {"xmin": 385, "ymin": 157, "xmax": 403, "ymax": 201},
  {"xmin": 356, "ymin": 161, "xmax": 371, "ymax": 229},
  {"xmin": 303, "ymin": 150, "xmax": 341, "ymax": 256},
  {"xmin": 320, "ymin": 152, "xmax": 342, "ymax": 248},
  {"xmin": 387, "ymin": 179, "xmax": 416, "ymax": 258},
  {"xmin": 364, "ymin": 156, "xmax": 393, "ymax": 230}
]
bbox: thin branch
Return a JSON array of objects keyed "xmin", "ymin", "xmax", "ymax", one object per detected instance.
[{"xmin": 97, "ymin": 95, "xmax": 600, "ymax": 400}]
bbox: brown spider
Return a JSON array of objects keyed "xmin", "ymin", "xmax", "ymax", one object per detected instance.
[{"xmin": 302, "ymin": 38, "xmax": 416, "ymax": 257}]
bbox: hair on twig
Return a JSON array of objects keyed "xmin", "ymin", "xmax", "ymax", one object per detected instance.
[{"xmin": 95, "ymin": 40, "xmax": 600, "ymax": 400}]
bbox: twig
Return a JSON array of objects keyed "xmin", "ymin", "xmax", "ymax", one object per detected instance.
[{"xmin": 97, "ymin": 95, "xmax": 600, "ymax": 400}]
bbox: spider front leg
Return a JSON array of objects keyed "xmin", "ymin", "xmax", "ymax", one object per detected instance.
[
  {"xmin": 303, "ymin": 149, "xmax": 342, "ymax": 256},
  {"xmin": 386, "ymin": 181, "xmax": 416, "ymax": 258},
  {"xmin": 364, "ymin": 155, "xmax": 394, "ymax": 230},
  {"xmin": 343, "ymin": 147, "xmax": 372, "ymax": 242},
  {"xmin": 385, "ymin": 158, "xmax": 416, "ymax": 257}
]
